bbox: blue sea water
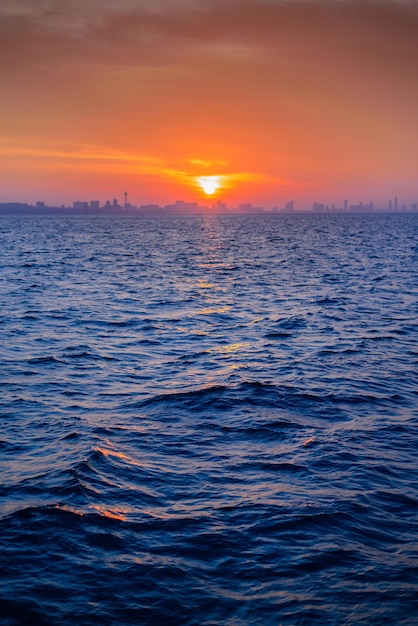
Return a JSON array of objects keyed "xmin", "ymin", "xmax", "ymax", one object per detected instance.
[{"xmin": 0, "ymin": 213, "xmax": 418, "ymax": 625}]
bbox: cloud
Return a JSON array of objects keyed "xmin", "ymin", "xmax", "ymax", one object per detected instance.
[
  {"xmin": 0, "ymin": 140, "xmax": 160, "ymax": 164},
  {"xmin": 2, "ymin": 0, "xmax": 418, "ymax": 116},
  {"xmin": 2, "ymin": 0, "xmax": 418, "ymax": 72},
  {"xmin": 0, "ymin": 137, "xmax": 276, "ymax": 190}
]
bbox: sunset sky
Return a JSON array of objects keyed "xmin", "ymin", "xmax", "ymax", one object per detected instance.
[{"xmin": 1, "ymin": 0, "xmax": 417, "ymax": 208}]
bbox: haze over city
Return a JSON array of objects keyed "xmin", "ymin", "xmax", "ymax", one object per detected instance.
[{"xmin": 1, "ymin": 0, "xmax": 417, "ymax": 206}]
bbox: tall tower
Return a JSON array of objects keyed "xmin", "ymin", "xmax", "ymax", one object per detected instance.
[
  {"xmin": 394, "ymin": 196, "xmax": 398, "ymax": 211},
  {"xmin": 124, "ymin": 191, "xmax": 128, "ymax": 210}
]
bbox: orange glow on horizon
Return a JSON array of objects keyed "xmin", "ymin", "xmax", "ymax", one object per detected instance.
[{"xmin": 1, "ymin": 0, "xmax": 418, "ymax": 206}]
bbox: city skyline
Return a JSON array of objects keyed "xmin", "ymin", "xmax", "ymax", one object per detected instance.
[
  {"xmin": 1, "ymin": 0, "xmax": 417, "ymax": 206},
  {"xmin": 1, "ymin": 193, "xmax": 418, "ymax": 215}
]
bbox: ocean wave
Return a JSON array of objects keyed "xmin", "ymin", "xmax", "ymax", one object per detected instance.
[{"xmin": 1, "ymin": 214, "xmax": 418, "ymax": 625}]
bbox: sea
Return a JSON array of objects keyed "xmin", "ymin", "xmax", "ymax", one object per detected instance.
[{"xmin": 1, "ymin": 213, "xmax": 418, "ymax": 625}]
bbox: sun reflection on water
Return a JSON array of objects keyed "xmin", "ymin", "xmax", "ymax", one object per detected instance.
[{"xmin": 209, "ymin": 342, "xmax": 251, "ymax": 355}]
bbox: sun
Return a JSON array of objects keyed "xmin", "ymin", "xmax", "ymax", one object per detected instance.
[{"xmin": 197, "ymin": 175, "xmax": 221, "ymax": 196}]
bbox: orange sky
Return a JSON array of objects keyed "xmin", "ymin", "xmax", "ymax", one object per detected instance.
[{"xmin": 1, "ymin": 0, "xmax": 418, "ymax": 208}]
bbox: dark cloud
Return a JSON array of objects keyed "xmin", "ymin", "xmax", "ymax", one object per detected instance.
[
  {"xmin": 2, "ymin": 0, "xmax": 418, "ymax": 69},
  {"xmin": 1, "ymin": 1, "xmax": 418, "ymax": 140}
]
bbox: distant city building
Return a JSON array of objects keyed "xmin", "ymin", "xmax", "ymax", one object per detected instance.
[
  {"xmin": 237, "ymin": 203, "xmax": 264, "ymax": 213},
  {"xmin": 73, "ymin": 201, "xmax": 89, "ymax": 210},
  {"xmin": 0, "ymin": 202, "xmax": 31, "ymax": 213},
  {"xmin": 90, "ymin": 200, "xmax": 100, "ymax": 210},
  {"xmin": 163, "ymin": 200, "xmax": 200, "ymax": 214},
  {"xmin": 348, "ymin": 202, "xmax": 374, "ymax": 212},
  {"xmin": 215, "ymin": 201, "xmax": 228, "ymax": 212},
  {"xmin": 139, "ymin": 204, "xmax": 161, "ymax": 213},
  {"xmin": 283, "ymin": 200, "xmax": 294, "ymax": 212}
]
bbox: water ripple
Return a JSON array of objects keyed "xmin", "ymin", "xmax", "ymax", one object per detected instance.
[{"xmin": 1, "ymin": 214, "xmax": 418, "ymax": 624}]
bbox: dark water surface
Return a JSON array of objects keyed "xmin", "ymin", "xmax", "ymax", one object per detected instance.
[{"xmin": 1, "ymin": 214, "xmax": 418, "ymax": 625}]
